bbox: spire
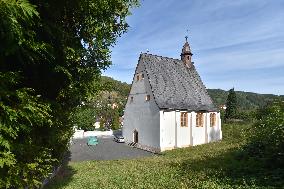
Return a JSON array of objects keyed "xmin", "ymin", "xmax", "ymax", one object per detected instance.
[{"xmin": 181, "ymin": 36, "xmax": 193, "ymax": 67}]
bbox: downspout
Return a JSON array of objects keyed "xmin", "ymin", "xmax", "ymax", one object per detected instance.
[
  {"xmin": 175, "ymin": 111, "xmax": 177, "ymax": 148},
  {"xmin": 190, "ymin": 113, "xmax": 193, "ymax": 145},
  {"xmin": 205, "ymin": 113, "xmax": 208, "ymax": 143}
]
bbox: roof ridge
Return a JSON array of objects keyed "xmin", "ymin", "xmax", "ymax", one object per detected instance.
[
  {"xmin": 139, "ymin": 52, "xmax": 217, "ymax": 111},
  {"xmin": 141, "ymin": 53, "xmax": 181, "ymax": 62}
]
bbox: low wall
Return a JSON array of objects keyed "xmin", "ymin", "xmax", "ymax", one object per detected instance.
[{"xmin": 72, "ymin": 129, "xmax": 113, "ymax": 139}]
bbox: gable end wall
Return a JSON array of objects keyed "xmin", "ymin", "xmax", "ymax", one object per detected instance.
[{"xmin": 123, "ymin": 61, "xmax": 160, "ymax": 149}]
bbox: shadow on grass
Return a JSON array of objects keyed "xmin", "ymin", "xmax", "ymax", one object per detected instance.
[
  {"xmin": 44, "ymin": 151, "xmax": 77, "ymax": 189},
  {"xmin": 171, "ymin": 147, "xmax": 284, "ymax": 188}
]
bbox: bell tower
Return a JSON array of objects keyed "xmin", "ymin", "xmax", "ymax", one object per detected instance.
[{"xmin": 180, "ymin": 36, "xmax": 193, "ymax": 67}]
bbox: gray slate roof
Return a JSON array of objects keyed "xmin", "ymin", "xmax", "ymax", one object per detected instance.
[{"xmin": 139, "ymin": 53, "xmax": 217, "ymax": 111}]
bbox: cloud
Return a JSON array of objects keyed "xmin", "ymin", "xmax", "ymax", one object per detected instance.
[{"xmin": 106, "ymin": 0, "xmax": 284, "ymax": 94}]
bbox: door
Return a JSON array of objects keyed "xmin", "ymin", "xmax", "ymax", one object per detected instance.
[{"xmin": 133, "ymin": 130, "xmax": 138, "ymax": 143}]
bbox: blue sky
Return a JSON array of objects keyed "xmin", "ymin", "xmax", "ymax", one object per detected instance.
[{"xmin": 103, "ymin": 0, "xmax": 284, "ymax": 95}]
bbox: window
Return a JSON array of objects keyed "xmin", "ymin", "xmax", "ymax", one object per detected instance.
[
  {"xmin": 145, "ymin": 95, "xmax": 150, "ymax": 101},
  {"xmin": 137, "ymin": 73, "xmax": 144, "ymax": 81},
  {"xmin": 130, "ymin": 96, "xmax": 133, "ymax": 103},
  {"xmin": 196, "ymin": 113, "xmax": 203, "ymax": 127},
  {"xmin": 210, "ymin": 113, "xmax": 216, "ymax": 127},
  {"xmin": 180, "ymin": 112, "xmax": 188, "ymax": 127}
]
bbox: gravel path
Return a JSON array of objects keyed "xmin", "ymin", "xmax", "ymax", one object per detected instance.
[{"xmin": 70, "ymin": 136, "xmax": 154, "ymax": 162}]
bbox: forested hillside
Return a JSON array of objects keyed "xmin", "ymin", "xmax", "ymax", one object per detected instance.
[
  {"xmin": 207, "ymin": 89, "xmax": 284, "ymax": 110},
  {"xmin": 103, "ymin": 76, "xmax": 284, "ymax": 111},
  {"xmin": 101, "ymin": 76, "xmax": 131, "ymax": 97}
]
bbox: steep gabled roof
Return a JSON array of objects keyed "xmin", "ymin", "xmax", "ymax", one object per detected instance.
[{"xmin": 139, "ymin": 53, "xmax": 217, "ymax": 111}]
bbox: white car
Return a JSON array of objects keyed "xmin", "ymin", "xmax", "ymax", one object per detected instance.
[{"xmin": 114, "ymin": 135, "xmax": 125, "ymax": 143}]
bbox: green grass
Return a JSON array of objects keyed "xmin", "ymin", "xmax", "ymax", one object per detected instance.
[{"xmin": 45, "ymin": 123, "xmax": 283, "ymax": 189}]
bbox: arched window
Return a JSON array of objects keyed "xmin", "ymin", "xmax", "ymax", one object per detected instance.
[
  {"xmin": 196, "ymin": 113, "xmax": 203, "ymax": 127},
  {"xmin": 210, "ymin": 113, "xmax": 216, "ymax": 127},
  {"xmin": 180, "ymin": 112, "xmax": 188, "ymax": 127}
]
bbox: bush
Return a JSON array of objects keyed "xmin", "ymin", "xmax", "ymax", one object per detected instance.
[{"xmin": 244, "ymin": 100, "xmax": 284, "ymax": 167}]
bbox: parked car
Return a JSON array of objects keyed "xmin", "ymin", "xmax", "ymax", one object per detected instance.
[
  {"xmin": 114, "ymin": 135, "xmax": 125, "ymax": 143},
  {"xmin": 87, "ymin": 136, "xmax": 99, "ymax": 146}
]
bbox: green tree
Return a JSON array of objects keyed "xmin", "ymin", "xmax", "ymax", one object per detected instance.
[
  {"xmin": 225, "ymin": 88, "xmax": 237, "ymax": 121},
  {"xmin": 0, "ymin": 0, "xmax": 138, "ymax": 187},
  {"xmin": 110, "ymin": 108, "xmax": 120, "ymax": 130},
  {"xmin": 70, "ymin": 105, "xmax": 96, "ymax": 131}
]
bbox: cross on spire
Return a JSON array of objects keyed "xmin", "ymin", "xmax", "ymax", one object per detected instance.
[{"xmin": 185, "ymin": 29, "xmax": 189, "ymax": 42}]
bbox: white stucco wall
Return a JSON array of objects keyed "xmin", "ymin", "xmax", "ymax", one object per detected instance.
[
  {"xmin": 160, "ymin": 111, "xmax": 222, "ymax": 151},
  {"xmin": 160, "ymin": 111, "xmax": 176, "ymax": 150},
  {"xmin": 191, "ymin": 112, "xmax": 222, "ymax": 146},
  {"xmin": 191, "ymin": 112, "xmax": 206, "ymax": 145},
  {"xmin": 72, "ymin": 129, "xmax": 113, "ymax": 139},
  {"xmin": 207, "ymin": 112, "xmax": 222, "ymax": 142},
  {"xmin": 123, "ymin": 63, "xmax": 160, "ymax": 149},
  {"xmin": 176, "ymin": 111, "xmax": 191, "ymax": 147}
]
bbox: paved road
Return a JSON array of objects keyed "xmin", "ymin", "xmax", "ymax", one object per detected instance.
[{"xmin": 70, "ymin": 136, "xmax": 154, "ymax": 162}]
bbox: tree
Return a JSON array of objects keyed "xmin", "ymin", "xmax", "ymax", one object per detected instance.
[
  {"xmin": 69, "ymin": 105, "xmax": 96, "ymax": 131},
  {"xmin": 225, "ymin": 88, "xmax": 237, "ymax": 121},
  {"xmin": 0, "ymin": 0, "xmax": 139, "ymax": 187}
]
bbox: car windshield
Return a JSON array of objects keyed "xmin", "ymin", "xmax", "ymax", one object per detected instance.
[{"xmin": 118, "ymin": 136, "xmax": 124, "ymax": 139}]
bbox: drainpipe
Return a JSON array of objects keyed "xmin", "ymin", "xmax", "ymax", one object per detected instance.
[
  {"xmin": 175, "ymin": 111, "xmax": 177, "ymax": 148},
  {"xmin": 205, "ymin": 113, "xmax": 208, "ymax": 143}
]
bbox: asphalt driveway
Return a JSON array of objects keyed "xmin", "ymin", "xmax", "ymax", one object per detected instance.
[{"xmin": 70, "ymin": 136, "xmax": 155, "ymax": 162}]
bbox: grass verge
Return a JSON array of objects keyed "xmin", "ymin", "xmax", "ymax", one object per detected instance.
[{"xmin": 45, "ymin": 123, "xmax": 283, "ymax": 189}]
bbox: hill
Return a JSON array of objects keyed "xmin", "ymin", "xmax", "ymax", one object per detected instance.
[
  {"xmin": 207, "ymin": 89, "xmax": 284, "ymax": 110},
  {"xmin": 101, "ymin": 76, "xmax": 283, "ymax": 110}
]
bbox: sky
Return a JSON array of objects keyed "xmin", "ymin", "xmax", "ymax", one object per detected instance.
[{"xmin": 103, "ymin": 0, "xmax": 284, "ymax": 95}]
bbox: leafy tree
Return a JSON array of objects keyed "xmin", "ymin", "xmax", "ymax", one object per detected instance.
[
  {"xmin": 70, "ymin": 106, "xmax": 96, "ymax": 131},
  {"xmin": 0, "ymin": 0, "xmax": 138, "ymax": 187},
  {"xmin": 225, "ymin": 88, "xmax": 237, "ymax": 121},
  {"xmin": 110, "ymin": 108, "xmax": 120, "ymax": 130}
]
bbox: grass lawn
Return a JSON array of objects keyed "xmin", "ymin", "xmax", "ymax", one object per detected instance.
[{"xmin": 45, "ymin": 123, "xmax": 283, "ymax": 189}]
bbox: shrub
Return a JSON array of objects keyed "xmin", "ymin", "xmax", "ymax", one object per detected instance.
[{"xmin": 244, "ymin": 100, "xmax": 284, "ymax": 167}]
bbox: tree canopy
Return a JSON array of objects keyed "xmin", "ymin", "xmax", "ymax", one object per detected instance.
[
  {"xmin": 225, "ymin": 88, "xmax": 237, "ymax": 121},
  {"xmin": 0, "ymin": 0, "xmax": 138, "ymax": 187}
]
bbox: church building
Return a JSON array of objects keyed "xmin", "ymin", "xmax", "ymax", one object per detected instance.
[{"xmin": 122, "ymin": 38, "xmax": 222, "ymax": 152}]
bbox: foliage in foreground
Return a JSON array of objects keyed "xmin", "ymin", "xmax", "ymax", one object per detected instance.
[
  {"xmin": 46, "ymin": 122, "xmax": 283, "ymax": 189},
  {"xmin": 243, "ymin": 100, "xmax": 284, "ymax": 168},
  {"xmin": 0, "ymin": 0, "xmax": 138, "ymax": 188}
]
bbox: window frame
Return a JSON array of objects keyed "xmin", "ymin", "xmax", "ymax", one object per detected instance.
[
  {"xmin": 180, "ymin": 112, "xmax": 188, "ymax": 127},
  {"xmin": 210, "ymin": 113, "xmax": 216, "ymax": 127},
  {"xmin": 145, "ymin": 94, "xmax": 150, "ymax": 101},
  {"xmin": 196, "ymin": 113, "xmax": 204, "ymax": 127}
]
